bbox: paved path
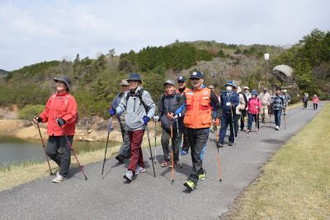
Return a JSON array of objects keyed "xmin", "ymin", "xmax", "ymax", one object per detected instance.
[{"xmin": 0, "ymin": 104, "xmax": 323, "ymax": 220}]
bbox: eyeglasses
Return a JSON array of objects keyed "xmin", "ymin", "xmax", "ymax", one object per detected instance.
[{"xmin": 128, "ymin": 80, "xmax": 139, "ymax": 83}]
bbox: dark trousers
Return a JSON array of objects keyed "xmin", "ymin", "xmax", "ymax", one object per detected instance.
[
  {"xmin": 179, "ymin": 118, "xmax": 190, "ymax": 151},
  {"xmin": 234, "ymin": 114, "xmax": 240, "ymax": 137},
  {"xmin": 313, "ymin": 103, "xmax": 318, "ymax": 110},
  {"xmin": 161, "ymin": 128, "xmax": 179, "ymax": 162},
  {"xmin": 187, "ymin": 128, "xmax": 209, "ymax": 184},
  {"xmin": 117, "ymin": 123, "xmax": 131, "ymax": 158},
  {"xmin": 128, "ymin": 130, "xmax": 145, "ymax": 172},
  {"xmin": 304, "ymin": 101, "xmax": 308, "ymax": 108},
  {"xmin": 240, "ymin": 110, "xmax": 246, "ymax": 130},
  {"xmin": 247, "ymin": 113, "xmax": 259, "ymax": 130},
  {"xmin": 218, "ymin": 112, "xmax": 235, "ymax": 144},
  {"xmin": 274, "ymin": 110, "xmax": 282, "ymax": 127},
  {"xmin": 46, "ymin": 135, "xmax": 73, "ymax": 177}
]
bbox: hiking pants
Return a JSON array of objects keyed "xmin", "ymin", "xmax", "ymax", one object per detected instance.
[
  {"xmin": 161, "ymin": 128, "xmax": 179, "ymax": 162},
  {"xmin": 218, "ymin": 112, "xmax": 235, "ymax": 145},
  {"xmin": 46, "ymin": 135, "xmax": 73, "ymax": 177},
  {"xmin": 128, "ymin": 129, "xmax": 145, "ymax": 172},
  {"xmin": 187, "ymin": 128, "xmax": 209, "ymax": 184},
  {"xmin": 179, "ymin": 118, "xmax": 190, "ymax": 152},
  {"xmin": 274, "ymin": 110, "xmax": 282, "ymax": 127},
  {"xmin": 247, "ymin": 113, "xmax": 259, "ymax": 130},
  {"xmin": 261, "ymin": 105, "xmax": 269, "ymax": 122},
  {"xmin": 117, "ymin": 124, "xmax": 131, "ymax": 158},
  {"xmin": 234, "ymin": 113, "xmax": 241, "ymax": 137},
  {"xmin": 240, "ymin": 110, "xmax": 246, "ymax": 130},
  {"xmin": 304, "ymin": 101, "xmax": 308, "ymax": 108}
]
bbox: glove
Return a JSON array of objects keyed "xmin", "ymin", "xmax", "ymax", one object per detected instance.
[
  {"xmin": 33, "ymin": 116, "xmax": 42, "ymax": 124},
  {"xmin": 109, "ymin": 108, "xmax": 116, "ymax": 116},
  {"xmin": 142, "ymin": 116, "xmax": 150, "ymax": 125},
  {"xmin": 173, "ymin": 113, "xmax": 182, "ymax": 119},
  {"xmin": 153, "ymin": 115, "xmax": 159, "ymax": 121},
  {"xmin": 56, "ymin": 118, "xmax": 66, "ymax": 127}
]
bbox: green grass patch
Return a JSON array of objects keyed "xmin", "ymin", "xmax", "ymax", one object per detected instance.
[
  {"xmin": 226, "ymin": 103, "xmax": 330, "ymax": 219},
  {"xmin": 17, "ymin": 104, "xmax": 44, "ymax": 120}
]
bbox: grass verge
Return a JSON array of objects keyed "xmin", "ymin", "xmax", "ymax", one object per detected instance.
[
  {"xmin": 0, "ymin": 137, "xmax": 161, "ymax": 192},
  {"xmin": 224, "ymin": 103, "xmax": 330, "ymax": 219}
]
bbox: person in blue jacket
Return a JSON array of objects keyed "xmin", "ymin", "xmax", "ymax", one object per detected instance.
[{"xmin": 217, "ymin": 81, "xmax": 240, "ymax": 147}]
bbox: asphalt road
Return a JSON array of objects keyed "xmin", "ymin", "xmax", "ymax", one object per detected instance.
[{"xmin": 0, "ymin": 104, "xmax": 322, "ymax": 220}]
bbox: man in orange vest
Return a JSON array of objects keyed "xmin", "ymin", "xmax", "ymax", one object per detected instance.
[{"xmin": 183, "ymin": 71, "xmax": 220, "ymax": 190}]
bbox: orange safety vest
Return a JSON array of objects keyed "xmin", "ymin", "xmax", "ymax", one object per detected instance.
[{"xmin": 184, "ymin": 87, "xmax": 212, "ymax": 129}]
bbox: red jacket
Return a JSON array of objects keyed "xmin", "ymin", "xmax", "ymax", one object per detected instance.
[
  {"xmin": 312, "ymin": 96, "xmax": 319, "ymax": 103},
  {"xmin": 247, "ymin": 97, "xmax": 262, "ymax": 114},
  {"xmin": 39, "ymin": 92, "xmax": 78, "ymax": 136}
]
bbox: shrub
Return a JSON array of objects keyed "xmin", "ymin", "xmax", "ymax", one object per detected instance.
[{"xmin": 18, "ymin": 105, "xmax": 45, "ymax": 120}]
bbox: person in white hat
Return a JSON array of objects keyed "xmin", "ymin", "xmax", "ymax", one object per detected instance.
[{"xmin": 112, "ymin": 79, "xmax": 131, "ymax": 163}]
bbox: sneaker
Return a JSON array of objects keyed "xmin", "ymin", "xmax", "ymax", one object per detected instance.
[
  {"xmin": 123, "ymin": 170, "xmax": 135, "ymax": 182},
  {"xmin": 217, "ymin": 142, "xmax": 224, "ymax": 148},
  {"xmin": 161, "ymin": 160, "xmax": 169, "ymax": 167},
  {"xmin": 115, "ymin": 155, "xmax": 125, "ymax": 164},
  {"xmin": 52, "ymin": 173, "xmax": 65, "ymax": 183},
  {"xmin": 228, "ymin": 142, "xmax": 234, "ymax": 146},
  {"xmin": 181, "ymin": 150, "xmax": 188, "ymax": 156},
  {"xmin": 275, "ymin": 125, "xmax": 279, "ymax": 130},
  {"xmin": 198, "ymin": 172, "xmax": 206, "ymax": 181},
  {"xmin": 183, "ymin": 180, "xmax": 195, "ymax": 190},
  {"xmin": 135, "ymin": 166, "xmax": 146, "ymax": 174}
]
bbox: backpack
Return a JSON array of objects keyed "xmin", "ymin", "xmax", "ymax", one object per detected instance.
[{"xmin": 125, "ymin": 88, "xmax": 149, "ymax": 114}]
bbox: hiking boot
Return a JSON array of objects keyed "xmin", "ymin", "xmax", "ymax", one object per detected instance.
[
  {"xmin": 135, "ymin": 166, "xmax": 146, "ymax": 174},
  {"xmin": 123, "ymin": 170, "xmax": 135, "ymax": 182},
  {"xmin": 52, "ymin": 173, "xmax": 65, "ymax": 183},
  {"xmin": 181, "ymin": 150, "xmax": 188, "ymax": 156},
  {"xmin": 115, "ymin": 155, "xmax": 125, "ymax": 164},
  {"xmin": 183, "ymin": 180, "xmax": 195, "ymax": 190},
  {"xmin": 198, "ymin": 172, "xmax": 206, "ymax": 181},
  {"xmin": 228, "ymin": 142, "xmax": 234, "ymax": 146}
]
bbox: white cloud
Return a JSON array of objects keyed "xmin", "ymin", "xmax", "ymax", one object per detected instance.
[{"xmin": 0, "ymin": 0, "xmax": 329, "ymax": 70}]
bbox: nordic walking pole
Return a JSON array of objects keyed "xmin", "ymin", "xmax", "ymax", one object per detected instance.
[
  {"xmin": 146, "ymin": 126, "xmax": 156, "ymax": 177},
  {"xmin": 154, "ymin": 120, "xmax": 157, "ymax": 164},
  {"xmin": 176, "ymin": 118, "xmax": 183, "ymax": 168},
  {"xmin": 36, "ymin": 123, "xmax": 53, "ymax": 175},
  {"xmin": 214, "ymin": 121, "xmax": 222, "ymax": 182},
  {"xmin": 283, "ymin": 108, "xmax": 287, "ymax": 129},
  {"xmin": 59, "ymin": 125, "xmax": 88, "ymax": 180},
  {"xmin": 170, "ymin": 123, "xmax": 175, "ymax": 183},
  {"xmin": 101, "ymin": 117, "xmax": 112, "ymax": 175}
]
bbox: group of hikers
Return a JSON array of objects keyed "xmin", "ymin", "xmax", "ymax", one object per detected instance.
[{"xmin": 32, "ymin": 72, "xmax": 319, "ymax": 190}]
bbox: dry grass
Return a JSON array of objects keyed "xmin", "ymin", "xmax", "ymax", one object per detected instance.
[{"xmin": 226, "ymin": 103, "xmax": 330, "ymax": 219}]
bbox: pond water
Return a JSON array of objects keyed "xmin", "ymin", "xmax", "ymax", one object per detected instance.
[{"xmin": 0, "ymin": 136, "xmax": 113, "ymax": 167}]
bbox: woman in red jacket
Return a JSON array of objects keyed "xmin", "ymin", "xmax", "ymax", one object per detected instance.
[
  {"xmin": 33, "ymin": 76, "xmax": 78, "ymax": 183},
  {"xmin": 247, "ymin": 90, "xmax": 262, "ymax": 133}
]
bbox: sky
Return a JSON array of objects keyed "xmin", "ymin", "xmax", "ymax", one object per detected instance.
[{"xmin": 0, "ymin": 0, "xmax": 329, "ymax": 71}]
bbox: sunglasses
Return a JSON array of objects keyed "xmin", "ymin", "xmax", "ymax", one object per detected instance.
[
  {"xmin": 177, "ymin": 81, "xmax": 184, "ymax": 84},
  {"xmin": 190, "ymin": 78, "xmax": 200, "ymax": 81},
  {"xmin": 128, "ymin": 80, "xmax": 139, "ymax": 83}
]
